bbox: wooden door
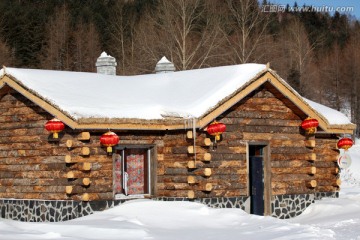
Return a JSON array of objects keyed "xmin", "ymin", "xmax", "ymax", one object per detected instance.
[
  {"xmin": 249, "ymin": 155, "xmax": 265, "ymax": 215},
  {"xmin": 124, "ymin": 149, "xmax": 148, "ymax": 195},
  {"xmin": 114, "ymin": 148, "xmax": 149, "ymax": 196}
]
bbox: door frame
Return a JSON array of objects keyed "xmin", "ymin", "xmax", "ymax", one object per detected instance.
[
  {"xmin": 247, "ymin": 142, "xmax": 271, "ymax": 216},
  {"xmin": 112, "ymin": 144, "xmax": 157, "ymax": 199}
]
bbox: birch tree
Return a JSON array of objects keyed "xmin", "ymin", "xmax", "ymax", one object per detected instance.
[
  {"xmin": 224, "ymin": 0, "xmax": 270, "ymax": 64},
  {"xmin": 135, "ymin": 0, "xmax": 225, "ymax": 71}
]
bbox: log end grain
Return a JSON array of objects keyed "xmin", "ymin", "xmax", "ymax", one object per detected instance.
[
  {"xmin": 82, "ymin": 193, "xmax": 90, "ymax": 201},
  {"xmin": 187, "ymin": 190, "xmax": 195, "ymax": 199},
  {"xmin": 306, "ymin": 180, "xmax": 317, "ymax": 188},
  {"xmin": 78, "ymin": 132, "xmax": 91, "ymax": 141}
]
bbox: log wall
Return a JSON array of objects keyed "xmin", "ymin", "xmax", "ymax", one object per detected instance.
[
  {"xmin": 0, "ymin": 91, "xmax": 163, "ymax": 201},
  {"xmin": 219, "ymin": 83, "xmax": 339, "ymax": 196},
  {"xmin": 0, "ymin": 83, "xmax": 341, "ymax": 201}
]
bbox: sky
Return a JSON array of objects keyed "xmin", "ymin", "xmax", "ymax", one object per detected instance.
[{"xmin": 264, "ymin": 0, "xmax": 360, "ymax": 19}]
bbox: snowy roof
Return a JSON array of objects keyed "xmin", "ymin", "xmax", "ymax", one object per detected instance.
[
  {"xmin": 0, "ymin": 64, "xmax": 355, "ymax": 131},
  {"xmin": 0, "ymin": 64, "xmax": 266, "ymax": 120}
]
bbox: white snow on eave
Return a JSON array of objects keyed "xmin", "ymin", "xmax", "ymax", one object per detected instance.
[
  {"xmin": 304, "ymin": 98, "xmax": 352, "ymax": 125},
  {"xmin": 2, "ymin": 64, "xmax": 267, "ymax": 120},
  {"xmin": 267, "ymin": 69, "xmax": 353, "ymax": 126}
]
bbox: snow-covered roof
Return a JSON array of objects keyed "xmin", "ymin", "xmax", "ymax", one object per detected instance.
[
  {"xmin": 0, "ymin": 64, "xmax": 355, "ymax": 131},
  {"xmin": 0, "ymin": 64, "xmax": 266, "ymax": 120},
  {"xmin": 305, "ymin": 98, "xmax": 352, "ymax": 125}
]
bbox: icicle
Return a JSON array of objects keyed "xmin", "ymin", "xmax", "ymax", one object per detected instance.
[{"xmin": 193, "ymin": 117, "xmax": 196, "ymax": 164}]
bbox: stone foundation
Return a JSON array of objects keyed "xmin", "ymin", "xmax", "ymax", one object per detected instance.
[
  {"xmin": 0, "ymin": 199, "xmax": 125, "ymax": 222},
  {"xmin": 271, "ymin": 194, "xmax": 315, "ymax": 219},
  {"xmin": 0, "ymin": 192, "xmax": 338, "ymax": 222},
  {"xmin": 155, "ymin": 196, "xmax": 249, "ymax": 210}
]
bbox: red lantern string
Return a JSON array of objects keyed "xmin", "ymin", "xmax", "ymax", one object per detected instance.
[
  {"xmin": 301, "ymin": 117, "xmax": 319, "ymax": 135},
  {"xmin": 337, "ymin": 138, "xmax": 353, "ymax": 151},
  {"xmin": 45, "ymin": 118, "xmax": 65, "ymax": 138},
  {"xmin": 100, "ymin": 131, "xmax": 119, "ymax": 153},
  {"xmin": 207, "ymin": 121, "xmax": 226, "ymax": 141}
]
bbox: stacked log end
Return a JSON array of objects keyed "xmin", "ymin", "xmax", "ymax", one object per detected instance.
[
  {"xmin": 65, "ymin": 132, "xmax": 92, "ymax": 200},
  {"xmin": 186, "ymin": 130, "xmax": 213, "ymax": 199}
]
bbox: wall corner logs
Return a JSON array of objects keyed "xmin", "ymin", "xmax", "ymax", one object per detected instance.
[
  {"xmin": 186, "ymin": 130, "xmax": 213, "ymax": 198},
  {"xmin": 65, "ymin": 132, "xmax": 93, "ymax": 201}
]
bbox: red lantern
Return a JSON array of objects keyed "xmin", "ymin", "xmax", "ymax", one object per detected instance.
[
  {"xmin": 45, "ymin": 118, "xmax": 65, "ymax": 138},
  {"xmin": 301, "ymin": 117, "xmax": 319, "ymax": 134},
  {"xmin": 100, "ymin": 131, "xmax": 119, "ymax": 153},
  {"xmin": 337, "ymin": 138, "xmax": 353, "ymax": 151},
  {"xmin": 207, "ymin": 121, "xmax": 226, "ymax": 141}
]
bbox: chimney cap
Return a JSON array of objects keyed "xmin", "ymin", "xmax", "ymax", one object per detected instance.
[
  {"xmin": 96, "ymin": 51, "xmax": 117, "ymax": 75},
  {"xmin": 155, "ymin": 56, "xmax": 175, "ymax": 74}
]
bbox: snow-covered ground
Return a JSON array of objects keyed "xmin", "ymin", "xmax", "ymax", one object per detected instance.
[{"xmin": 1, "ymin": 141, "xmax": 360, "ymax": 240}]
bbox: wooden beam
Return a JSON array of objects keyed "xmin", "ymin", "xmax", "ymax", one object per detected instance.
[
  {"xmin": 187, "ymin": 146, "xmax": 208, "ymax": 154},
  {"xmin": 77, "ymin": 132, "xmax": 91, "ymax": 141},
  {"xmin": 82, "ymin": 162, "xmax": 92, "ymax": 171},
  {"xmin": 82, "ymin": 178, "xmax": 91, "ymax": 186},
  {"xmin": 190, "ymin": 168, "xmax": 212, "ymax": 177},
  {"xmin": 67, "ymin": 171, "xmax": 75, "ymax": 179},
  {"xmin": 305, "ymin": 139, "xmax": 316, "ymax": 148},
  {"xmin": 187, "ymin": 176, "xmax": 197, "ymax": 184},
  {"xmin": 335, "ymin": 178, "xmax": 341, "ymax": 187},
  {"xmin": 66, "ymin": 140, "xmax": 73, "ymax": 148},
  {"xmin": 82, "ymin": 193, "xmax": 90, "ymax": 201},
  {"xmin": 204, "ymin": 168, "xmax": 212, "ymax": 177},
  {"xmin": 81, "ymin": 147, "xmax": 90, "ymax": 156},
  {"xmin": 65, "ymin": 155, "xmax": 72, "ymax": 163},
  {"xmin": 202, "ymin": 153, "xmax": 211, "ymax": 162},
  {"xmin": 187, "ymin": 161, "xmax": 196, "ymax": 169},
  {"xmin": 272, "ymin": 167, "xmax": 316, "ymax": 175},
  {"xmin": 200, "ymin": 183, "xmax": 213, "ymax": 192},
  {"xmin": 306, "ymin": 180, "xmax": 317, "ymax": 188},
  {"xmin": 186, "ymin": 131, "xmax": 193, "ymax": 139},
  {"xmin": 186, "ymin": 131, "xmax": 211, "ymax": 146},
  {"xmin": 187, "ymin": 190, "xmax": 195, "ymax": 199}
]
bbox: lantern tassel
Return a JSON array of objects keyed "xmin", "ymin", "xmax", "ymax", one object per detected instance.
[
  {"xmin": 53, "ymin": 132, "xmax": 59, "ymax": 139},
  {"xmin": 107, "ymin": 146, "xmax": 113, "ymax": 153}
]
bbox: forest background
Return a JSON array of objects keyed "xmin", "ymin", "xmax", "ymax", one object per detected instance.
[{"xmin": 0, "ymin": 0, "xmax": 359, "ymax": 135}]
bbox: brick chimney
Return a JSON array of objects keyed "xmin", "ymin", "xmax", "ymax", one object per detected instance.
[
  {"xmin": 96, "ymin": 52, "xmax": 117, "ymax": 75},
  {"xmin": 155, "ymin": 56, "xmax": 175, "ymax": 74}
]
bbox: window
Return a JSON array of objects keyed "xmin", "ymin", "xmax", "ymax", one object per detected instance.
[{"xmin": 113, "ymin": 146, "xmax": 154, "ymax": 198}]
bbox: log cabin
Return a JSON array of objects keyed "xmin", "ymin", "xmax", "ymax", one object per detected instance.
[{"xmin": 0, "ymin": 53, "xmax": 356, "ymax": 221}]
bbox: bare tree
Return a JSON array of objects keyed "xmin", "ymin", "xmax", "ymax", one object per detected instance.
[
  {"xmin": 135, "ymin": 0, "xmax": 225, "ymax": 71},
  {"xmin": 72, "ymin": 21, "xmax": 102, "ymax": 72},
  {"xmin": 108, "ymin": 1, "xmax": 138, "ymax": 74},
  {"xmin": 344, "ymin": 24, "xmax": 360, "ymax": 135},
  {"xmin": 39, "ymin": 4, "xmax": 71, "ymax": 70},
  {"xmin": 278, "ymin": 18, "xmax": 320, "ymax": 96},
  {"xmin": 224, "ymin": 0, "xmax": 270, "ymax": 64}
]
